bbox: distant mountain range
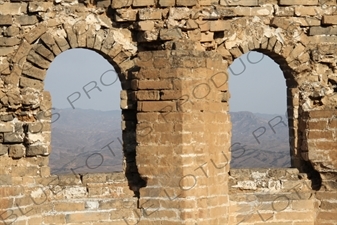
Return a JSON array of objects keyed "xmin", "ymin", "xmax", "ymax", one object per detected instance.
[{"xmin": 49, "ymin": 109, "xmax": 291, "ymax": 174}]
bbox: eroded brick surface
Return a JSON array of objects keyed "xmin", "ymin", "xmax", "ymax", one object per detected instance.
[{"xmin": 0, "ymin": 1, "xmax": 336, "ymax": 224}]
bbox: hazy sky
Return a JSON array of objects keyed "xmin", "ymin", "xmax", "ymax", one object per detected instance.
[
  {"xmin": 45, "ymin": 49, "xmax": 286, "ymax": 114},
  {"xmin": 45, "ymin": 49, "xmax": 121, "ymax": 111}
]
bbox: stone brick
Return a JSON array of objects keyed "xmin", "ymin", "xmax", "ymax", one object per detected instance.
[
  {"xmin": 317, "ymin": 212, "xmax": 337, "ymax": 221},
  {"xmin": 0, "ymin": 145, "xmax": 8, "ymax": 156},
  {"xmin": 8, "ymin": 144, "xmax": 25, "ymax": 158},
  {"xmin": 26, "ymin": 145, "xmax": 49, "ymax": 156},
  {"xmin": 115, "ymin": 9, "xmax": 138, "ymax": 22},
  {"xmin": 64, "ymin": 23, "xmax": 78, "ymax": 49},
  {"xmin": 309, "ymin": 26, "xmax": 337, "ymax": 35},
  {"xmin": 134, "ymin": 90, "xmax": 160, "ymax": 100},
  {"xmin": 0, "ymin": 123, "xmax": 14, "ymax": 132},
  {"xmin": 308, "ymin": 110, "xmax": 335, "ymax": 118},
  {"xmin": 12, "ymin": 39, "xmax": 31, "ymax": 66},
  {"xmin": 280, "ymin": 0, "xmax": 318, "ymax": 5},
  {"xmin": 40, "ymin": 32, "xmax": 62, "ymax": 55},
  {"xmin": 82, "ymin": 174, "xmax": 107, "ymax": 184},
  {"xmin": 138, "ymin": 21, "xmax": 155, "ymax": 31},
  {"xmin": 210, "ymin": 21, "xmax": 231, "ymax": 32},
  {"xmin": 4, "ymin": 25, "xmax": 20, "ymax": 37},
  {"xmin": 65, "ymin": 212, "xmax": 110, "ymax": 223},
  {"xmin": 138, "ymin": 101, "xmax": 177, "ymax": 112},
  {"xmin": 111, "ymin": 0, "xmax": 131, "ymax": 8},
  {"xmin": 0, "ymin": 47, "xmax": 15, "ymax": 56},
  {"xmin": 3, "ymin": 133, "xmax": 24, "ymax": 143},
  {"xmin": 323, "ymin": 15, "xmax": 337, "ymax": 24},
  {"xmin": 28, "ymin": 2, "xmax": 53, "ymax": 12},
  {"xmin": 26, "ymin": 51, "xmax": 50, "ymax": 69},
  {"xmin": 133, "ymin": 0, "xmax": 155, "ymax": 7},
  {"xmin": 20, "ymin": 76, "xmax": 44, "ymax": 90},
  {"xmin": 160, "ymin": 28, "xmax": 183, "ymax": 40},
  {"xmin": 14, "ymin": 15, "xmax": 38, "ymax": 25},
  {"xmin": 307, "ymin": 130, "xmax": 333, "ymax": 139},
  {"xmin": 220, "ymin": 0, "xmax": 258, "ymax": 6},
  {"xmin": 34, "ymin": 44, "xmax": 55, "ymax": 62},
  {"xmin": 139, "ymin": 8, "xmax": 162, "ymax": 20},
  {"xmin": 176, "ymin": 0, "xmax": 197, "ymax": 6},
  {"xmin": 96, "ymin": 0, "xmax": 110, "ymax": 9},
  {"xmin": 133, "ymin": 80, "xmax": 172, "ymax": 90},
  {"xmin": 0, "ymin": 175, "xmax": 12, "ymax": 185},
  {"xmin": 159, "ymin": 0, "xmax": 175, "ymax": 6},
  {"xmin": 24, "ymin": 23, "xmax": 47, "ymax": 44},
  {"xmin": 169, "ymin": 8, "xmax": 191, "ymax": 20},
  {"xmin": 201, "ymin": 32, "xmax": 214, "ymax": 42},
  {"xmin": 0, "ymin": 3, "xmax": 27, "ymax": 15},
  {"xmin": 0, "ymin": 15, "xmax": 13, "ymax": 25},
  {"xmin": 22, "ymin": 64, "xmax": 46, "ymax": 81},
  {"xmin": 54, "ymin": 202, "xmax": 85, "ymax": 211}
]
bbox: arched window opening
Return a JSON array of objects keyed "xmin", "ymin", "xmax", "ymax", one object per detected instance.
[
  {"xmin": 45, "ymin": 49, "xmax": 123, "ymax": 174},
  {"xmin": 228, "ymin": 51, "xmax": 291, "ymax": 168}
]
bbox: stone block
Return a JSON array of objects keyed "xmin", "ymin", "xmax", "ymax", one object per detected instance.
[
  {"xmin": 0, "ymin": 115, "xmax": 14, "ymax": 122},
  {"xmin": 8, "ymin": 144, "xmax": 25, "ymax": 158},
  {"xmin": 210, "ymin": 21, "xmax": 231, "ymax": 32},
  {"xmin": 0, "ymin": 15, "xmax": 13, "ymax": 25},
  {"xmin": 22, "ymin": 64, "xmax": 46, "ymax": 81},
  {"xmin": 0, "ymin": 175, "xmax": 12, "ymax": 185},
  {"xmin": 139, "ymin": 8, "xmax": 162, "ymax": 20},
  {"xmin": 14, "ymin": 15, "xmax": 38, "ymax": 25},
  {"xmin": 115, "ymin": 9, "xmax": 138, "ymax": 22},
  {"xmin": 137, "ymin": 21, "xmax": 155, "ymax": 31},
  {"xmin": 133, "ymin": 0, "xmax": 155, "ymax": 7},
  {"xmin": 64, "ymin": 23, "xmax": 78, "ymax": 49},
  {"xmin": 220, "ymin": 0, "xmax": 258, "ymax": 6},
  {"xmin": 58, "ymin": 174, "xmax": 82, "ymax": 185},
  {"xmin": 24, "ymin": 23, "xmax": 47, "ymax": 44},
  {"xmin": 176, "ymin": 0, "xmax": 197, "ymax": 6},
  {"xmin": 28, "ymin": 2, "xmax": 53, "ymax": 12},
  {"xmin": 4, "ymin": 25, "xmax": 20, "ymax": 37},
  {"xmin": 280, "ymin": 0, "xmax": 318, "ymax": 5},
  {"xmin": 323, "ymin": 15, "xmax": 337, "ymax": 24},
  {"xmin": 0, "ymin": 3, "xmax": 27, "ymax": 15},
  {"xmin": 34, "ymin": 44, "xmax": 55, "ymax": 62},
  {"xmin": 96, "ymin": 0, "xmax": 110, "ymax": 9},
  {"xmin": 26, "ymin": 144, "xmax": 49, "ymax": 156},
  {"xmin": 20, "ymin": 76, "xmax": 44, "ymax": 90},
  {"xmin": 40, "ymin": 33, "xmax": 62, "ymax": 56},
  {"xmin": 0, "ymin": 47, "xmax": 15, "ymax": 56},
  {"xmin": 159, "ymin": 28, "xmax": 183, "ymax": 40},
  {"xmin": 159, "ymin": 0, "xmax": 175, "ymax": 6},
  {"xmin": 3, "ymin": 133, "xmax": 24, "ymax": 143},
  {"xmin": 0, "ymin": 144, "xmax": 8, "ymax": 156},
  {"xmin": 138, "ymin": 101, "xmax": 177, "ymax": 112},
  {"xmin": 111, "ymin": 0, "xmax": 131, "ymax": 8},
  {"xmin": 0, "ymin": 123, "xmax": 14, "ymax": 132},
  {"xmin": 310, "ymin": 26, "xmax": 337, "ymax": 35}
]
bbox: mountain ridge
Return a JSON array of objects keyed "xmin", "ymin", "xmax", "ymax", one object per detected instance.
[{"xmin": 49, "ymin": 108, "xmax": 291, "ymax": 174}]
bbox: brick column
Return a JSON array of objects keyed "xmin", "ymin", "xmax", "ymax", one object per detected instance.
[
  {"xmin": 301, "ymin": 110, "xmax": 337, "ymax": 224},
  {"xmin": 133, "ymin": 47, "xmax": 231, "ymax": 224}
]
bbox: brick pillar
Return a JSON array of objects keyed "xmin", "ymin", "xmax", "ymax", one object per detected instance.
[
  {"xmin": 301, "ymin": 110, "xmax": 337, "ymax": 224},
  {"xmin": 133, "ymin": 47, "xmax": 231, "ymax": 224}
]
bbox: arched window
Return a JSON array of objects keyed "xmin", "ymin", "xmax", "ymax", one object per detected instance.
[
  {"xmin": 229, "ymin": 51, "xmax": 291, "ymax": 168},
  {"xmin": 45, "ymin": 49, "xmax": 123, "ymax": 174}
]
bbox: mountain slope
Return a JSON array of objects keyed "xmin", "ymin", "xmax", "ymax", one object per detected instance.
[{"xmin": 49, "ymin": 109, "xmax": 291, "ymax": 174}]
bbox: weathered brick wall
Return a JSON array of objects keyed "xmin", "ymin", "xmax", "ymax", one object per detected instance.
[
  {"xmin": 0, "ymin": 0, "xmax": 336, "ymax": 224},
  {"xmin": 229, "ymin": 168, "xmax": 317, "ymax": 225}
]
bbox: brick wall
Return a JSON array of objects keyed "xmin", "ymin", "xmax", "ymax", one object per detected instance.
[{"xmin": 0, "ymin": 0, "xmax": 336, "ymax": 224}]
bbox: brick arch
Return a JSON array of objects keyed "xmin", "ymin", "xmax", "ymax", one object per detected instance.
[
  {"xmin": 1, "ymin": 1, "xmax": 337, "ymax": 224},
  {"xmin": 3, "ymin": 20, "xmax": 145, "ymax": 195},
  {"xmin": 214, "ymin": 19, "xmax": 321, "ymax": 170}
]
